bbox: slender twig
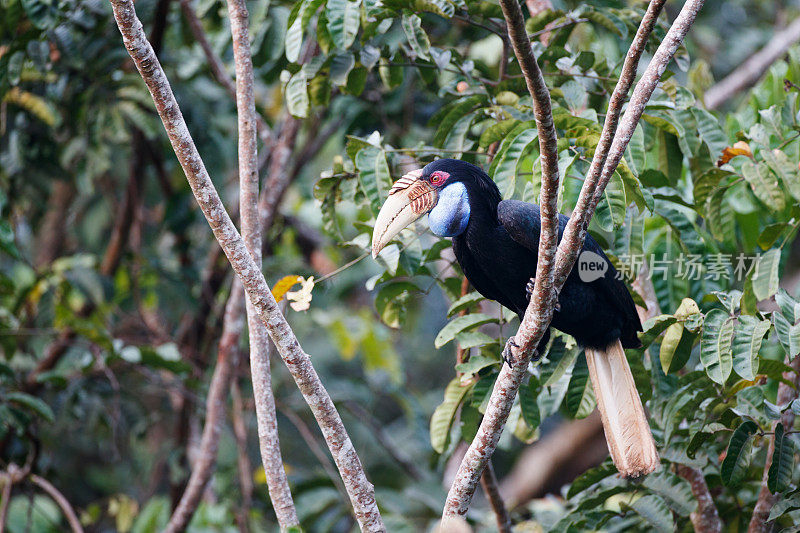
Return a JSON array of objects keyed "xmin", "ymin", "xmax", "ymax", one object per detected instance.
[
  {"xmin": 178, "ymin": 0, "xmax": 271, "ymax": 145},
  {"xmin": 442, "ymin": 0, "xmax": 561, "ymax": 517},
  {"xmin": 705, "ymin": 17, "xmax": 800, "ymax": 109},
  {"xmin": 528, "ymin": 17, "xmax": 587, "ymax": 40},
  {"xmin": 344, "ymin": 401, "xmax": 425, "ymax": 481},
  {"xmin": 229, "ymin": 0, "xmax": 299, "ymax": 525},
  {"xmin": 280, "ymin": 406, "xmax": 351, "ymax": 506},
  {"xmin": 230, "ymin": 376, "xmax": 253, "ymax": 533},
  {"xmin": 29, "ymin": 475, "xmax": 84, "ymax": 533},
  {"xmin": 107, "ymin": 2, "xmax": 383, "ymax": 529},
  {"xmin": 442, "ymin": 0, "xmax": 705, "ymax": 519},
  {"xmin": 165, "ymin": 284, "xmax": 241, "ymax": 533},
  {"xmin": 554, "ymin": 0, "xmax": 667, "ymax": 289},
  {"xmin": 168, "ymin": 0, "xmax": 299, "ymax": 528},
  {"xmin": 480, "ymin": 462, "xmax": 512, "ymax": 533}
]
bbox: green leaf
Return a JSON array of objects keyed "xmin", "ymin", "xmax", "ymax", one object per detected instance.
[
  {"xmin": 401, "ymin": 13, "xmax": 430, "ymax": 60},
  {"xmin": 629, "ymin": 494, "xmax": 673, "ymax": 533},
  {"xmin": 639, "ymin": 314, "xmax": 678, "ymax": 349},
  {"xmin": 566, "ymin": 356, "xmax": 595, "ymax": 418},
  {"xmin": 378, "ymin": 58, "xmax": 404, "ymax": 88},
  {"xmin": 455, "ymin": 331, "xmax": 496, "ymax": 349},
  {"xmin": 432, "ymin": 96, "xmax": 485, "ymax": 147},
  {"xmin": 741, "ymin": 160, "xmax": 786, "ymax": 212},
  {"xmin": 721, "ymin": 420, "xmax": 758, "ymax": 487},
  {"xmin": 285, "ymin": 0, "xmax": 312, "ymax": 62},
  {"xmin": 768, "ymin": 423, "xmax": 794, "ymax": 493},
  {"xmin": 659, "ymin": 323, "xmax": 684, "ymax": 374},
  {"xmin": 375, "ymin": 281, "xmax": 417, "ymax": 328},
  {"xmin": 491, "ymin": 128, "xmax": 537, "ymax": 198},
  {"xmin": 758, "ymin": 223, "xmax": 788, "ymax": 250},
  {"xmin": 763, "ymin": 148, "xmax": 800, "ymax": 202},
  {"xmin": 447, "ymin": 291, "xmax": 484, "ymax": 317},
  {"xmin": 700, "ymin": 309, "xmax": 734, "ymax": 385},
  {"xmin": 594, "ymin": 171, "xmax": 626, "ymax": 231},
  {"xmin": 285, "ymin": 71, "xmax": 310, "ymax": 118},
  {"xmin": 355, "ymin": 145, "xmax": 391, "ymax": 217},
  {"xmin": 479, "ymin": 119, "xmax": 520, "ymax": 150},
  {"xmin": 435, "ymin": 313, "xmax": 496, "ymax": 348},
  {"xmin": 693, "ymin": 168, "xmax": 733, "ymax": 208},
  {"xmin": 519, "ymin": 381, "xmax": 541, "ymax": 431},
  {"xmin": 6, "ymin": 392, "xmax": 55, "ymax": 422},
  {"xmin": 328, "ymin": 52, "xmax": 355, "ymax": 86},
  {"xmin": 705, "ymin": 187, "xmax": 735, "ymax": 244},
  {"xmin": 442, "ymin": 112, "xmax": 477, "ymax": 156},
  {"xmin": 731, "ymin": 315, "xmax": 771, "ymax": 380},
  {"xmin": 21, "ymin": 0, "xmax": 58, "ymax": 30},
  {"xmin": 690, "ymin": 108, "xmax": 728, "ymax": 160},
  {"xmin": 326, "ymin": 0, "xmax": 360, "ymax": 50},
  {"xmin": 656, "ymin": 204, "xmax": 704, "ymax": 255},
  {"xmin": 768, "ymin": 496, "xmax": 800, "ymax": 521},
  {"xmin": 567, "ymin": 461, "xmax": 618, "ymax": 498},
  {"xmin": 773, "ymin": 312, "xmax": 800, "ymax": 356},
  {"xmin": 752, "ymin": 248, "xmax": 781, "ymax": 301},
  {"xmin": 430, "ymin": 377, "xmax": 472, "ymax": 453},
  {"xmin": 643, "ymin": 470, "xmax": 697, "ymax": 516},
  {"xmin": 455, "ymin": 355, "xmax": 497, "ymax": 375}
]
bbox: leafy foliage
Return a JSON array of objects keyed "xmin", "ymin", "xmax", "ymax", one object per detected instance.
[{"xmin": 4, "ymin": 0, "xmax": 800, "ymax": 530}]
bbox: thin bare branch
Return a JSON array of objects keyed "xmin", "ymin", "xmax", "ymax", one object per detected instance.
[
  {"xmin": 554, "ymin": 0, "xmax": 667, "ymax": 289},
  {"xmin": 107, "ymin": 2, "xmax": 383, "ymax": 529},
  {"xmin": 705, "ymin": 17, "xmax": 800, "ymax": 110},
  {"xmin": 228, "ymin": 0, "xmax": 299, "ymax": 525},
  {"xmin": 230, "ymin": 377, "xmax": 254, "ymax": 533},
  {"xmin": 178, "ymin": 0, "xmax": 271, "ymax": 145},
  {"xmin": 442, "ymin": 0, "xmax": 705, "ymax": 518},
  {"xmin": 480, "ymin": 463, "xmax": 512, "ymax": 533},
  {"xmin": 29, "ymin": 475, "xmax": 84, "ymax": 533},
  {"xmin": 165, "ymin": 285, "xmax": 241, "ymax": 533}
]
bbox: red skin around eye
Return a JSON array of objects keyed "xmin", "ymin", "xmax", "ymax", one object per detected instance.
[{"xmin": 430, "ymin": 171, "xmax": 450, "ymax": 185}]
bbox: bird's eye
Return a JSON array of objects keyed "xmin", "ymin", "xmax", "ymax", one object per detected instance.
[{"xmin": 430, "ymin": 171, "xmax": 449, "ymax": 185}]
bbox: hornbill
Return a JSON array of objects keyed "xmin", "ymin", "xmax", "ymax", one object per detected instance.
[{"xmin": 371, "ymin": 159, "xmax": 658, "ymax": 477}]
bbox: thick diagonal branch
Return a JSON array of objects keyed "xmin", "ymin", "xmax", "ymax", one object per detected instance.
[
  {"xmin": 107, "ymin": 1, "xmax": 383, "ymax": 530},
  {"xmin": 443, "ymin": 0, "xmax": 561, "ymax": 516},
  {"xmin": 442, "ymin": 0, "xmax": 704, "ymax": 519},
  {"xmin": 555, "ymin": 0, "xmax": 704, "ymax": 288}
]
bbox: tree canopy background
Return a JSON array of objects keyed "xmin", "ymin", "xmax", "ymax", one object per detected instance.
[{"xmin": 3, "ymin": 0, "xmax": 800, "ymax": 530}]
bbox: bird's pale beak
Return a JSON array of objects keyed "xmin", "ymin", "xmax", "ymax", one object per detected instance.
[{"xmin": 371, "ymin": 169, "xmax": 437, "ymax": 258}]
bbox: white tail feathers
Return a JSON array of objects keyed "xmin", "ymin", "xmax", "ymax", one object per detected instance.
[{"xmin": 585, "ymin": 340, "xmax": 659, "ymax": 477}]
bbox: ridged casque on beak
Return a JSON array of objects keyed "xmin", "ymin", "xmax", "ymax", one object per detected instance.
[{"xmin": 371, "ymin": 169, "xmax": 437, "ymax": 258}]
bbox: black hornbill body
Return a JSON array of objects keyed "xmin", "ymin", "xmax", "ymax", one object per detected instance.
[{"xmin": 371, "ymin": 159, "xmax": 658, "ymax": 477}]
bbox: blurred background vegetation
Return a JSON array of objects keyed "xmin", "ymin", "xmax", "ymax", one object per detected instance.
[{"xmin": 2, "ymin": 0, "xmax": 800, "ymax": 531}]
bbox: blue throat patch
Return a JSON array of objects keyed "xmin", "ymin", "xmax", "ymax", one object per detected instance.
[{"xmin": 429, "ymin": 182, "xmax": 470, "ymax": 237}]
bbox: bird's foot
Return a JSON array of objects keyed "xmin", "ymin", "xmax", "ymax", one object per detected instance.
[
  {"xmin": 526, "ymin": 279, "xmax": 561, "ymax": 312},
  {"xmin": 525, "ymin": 279, "xmax": 535, "ymax": 301},
  {"xmin": 502, "ymin": 336, "xmax": 519, "ymax": 367}
]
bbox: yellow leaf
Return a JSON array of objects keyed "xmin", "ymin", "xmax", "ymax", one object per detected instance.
[
  {"xmin": 271, "ymin": 275, "xmax": 301, "ymax": 303},
  {"xmin": 717, "ymin": 140, "xmax": 753, "ymax": 166}
]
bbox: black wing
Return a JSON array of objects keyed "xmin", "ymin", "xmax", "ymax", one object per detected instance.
[{"xmin": 497, "ymin": 200, "xmax": 642, "ymax": 336}]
